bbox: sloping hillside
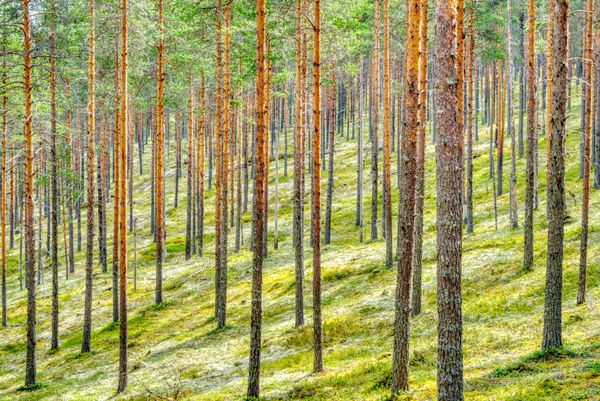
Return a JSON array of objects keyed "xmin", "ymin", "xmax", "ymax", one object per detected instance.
[{"xmin": 0, "ymin": 97, "xmax": 598, "ymax": 401}]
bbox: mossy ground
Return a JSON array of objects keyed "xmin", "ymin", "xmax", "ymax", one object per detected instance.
[{"xmin": 0, "ymin": 92, "xmax": 598, "ymax": 400}]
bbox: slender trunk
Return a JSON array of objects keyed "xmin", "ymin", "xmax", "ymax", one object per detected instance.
[
  {"xmin": 382, "ymin": 0, "xmax": 393, "ymax": 267},
  {"xmin": 112, "ymin": 24, "xmax": 120, "ymax": 323},
  {"xmin": 594, "ymin": 9, "xmax": 600, "ymax": 188},
  {"xmin": 577, "ymin": 0, "xmax": 593, "ymax": 305},
  {"xmin": 497, "ymin": 64, "xmax": 505, "ymax": 197},
  {"xmin": 542, "ymin": 0, "xmax": 568, "ymax": 350},
  {"xmin": 508, "ymin": 0, "xmax": 518, "ymax": 229},
  {"xmin": 235, "ymin": 86, "xmax": 242, "ymax": 252},
  {"xmin": 98, "ymin": 125, "xmax": 107, "ymax": 273},
  {"xmin": 524, "ymin": 0, "xmax": 537, "ymax": 270},
  {"xmin": 117, "ymin": 0, "xmax": 129, "ymax": 391},
  {"xmin": 518, "ymin": 12, "xmax": 526, "ymax": 158},
  {"xmin": 81, "ymin": 0, "xmax": 95, "ymax": 354},
  {"xmin": 185, "ymin": 88, "xmax": 194, "ymax": 261},
  {"xmin": 175, "ymin": 111, "xmax": 181, "ymax": 207},
  {"xmin": 324, "ymin": 73, "xmax": 335, "ymax": 245},
  {"xmin": 1, "ymin": 42, "xmax": 7, "ymax": 327},
  {"xmin": 371, "ymin": 0, "xmax": 380, "ymax": 240},
  {"xmin": 23, "ymin": 0, "xmax": 37, "ymax": 386},
  {"xmin": 545, "ymin": 0, "xmax": 555, "ymax": 171},
  {"xmin": 293, "ymin": 0, "xmax": 305, "ymax": 327},
  {"xmin": 49, "ymin": 0, "xmax": 59, "ymax": 349},
  {"xmin": 247, "ymin": 0, "xmax": 267, "ymax": 396},
  {"xmin": 465, "ymin": 4, "xmax": 474, "ymax": 233},
  {"xmin": 156, "ymin": 0, "xmax": 165, "ymax": 304},
  {"xmin": 411, "ymin": 0, "xmax": 428, "ymax": 317},
  {"xmin": 198, "ymin": 73, "xmax": 205, "ymax": 256},
  {"xmin": 357, "ymin": 56, "xmax": 364, "ymax": 243},
  {"xmin": 312, "ymin": 0, "xmax": 324, "ymax": 374},
  {"xmin": 392, "ymin": 0, "xmax": 420, "ymax": 393}
]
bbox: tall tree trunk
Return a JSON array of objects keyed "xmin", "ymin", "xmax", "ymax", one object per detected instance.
[
  {"xmin": 216, "ymin": 1, "xmax": 231, "ymax": 329},
  {"xmin": 435, "ymin": 2, "xmax": 464, "ymax": 400},
  {"xmin": 382, "ymin": 0, "xmax": 393, "ymax": 267},
  {"xmin": 497, "ymin": 64, "xmax": 505, "ymax": 197},
  {"xmin": 577, "ymin": 0, "xmax": 593, "ymax": 305},
  {"xmin": 524, "ymin": 0, "xmax": 537, "ymax": 270},
  {"xmin": 198, "ymin": 73, "xmax": 205, "ymax": 256},
  {"xmin": 235, "ymin": 86, "xmax": 242, "ymax": 252},
  {"xmin": 117, "ymin": 0, "xmax": 129, "ymax": 391},
  {"xmin": 49, "ymin": 0, "xmax": 59, "ymax": 349},
  {"xmin": 247, "ymin": 0, "xmax": 267, "ymax": 396},
  {"xmin": 1, "ymin": 42, "xmax": 7, "ymax": 327},
  {"xmin": 411, "ymin": 0, "xmax": 429, "ymax": 316},
  {"xmin": 508, "ymin": 0, "xmax": 518, "ymax": 229},
  {"xmin": 518, "ymin": 12, "xmax": 526, "ymax": 158},
  {"xmin": 292, "ymin": 0, "xmax": 305, "ymax": 327},
  {"xmin": 357, "ymin": 56, "xmax": 364, "ymax": 243},
  {"xmin": 98, "ymin": 125, "xmax": 107, "ymax": 273},
  {"xmin": 175, "ymin": 112, "xmax": 181, "ymax": 207},
  {"xmin": 312, "ymin": 0, "xmax": 324, "ymax": 374},
  {"xmin": 371, "ymin": 0, "xmax": 380, "ymax": 240},
  {"xmin": 214, "ymin": 1, "xmax": 224, "ymax": 325},
  {"xmin": 156, "ymin": 0, "xmax": 165, "ymax": 304},
  {"xmin": 185, "ymin": 88, "xmax": 194, "ymax": 261},
  {"xmin": 542, "ymin": 0, "xmax": 568, "ymax": 350},
  {"xmin": 112, "ymin": 24, "xmax": 121, "ymax": 323},
  {"xmin": 594, "ymin": 8, "xmax": 600, "ymax": 188},
  {"xmin": 23, "ymin": 0, "xmax": 37, "ymax": 386},
  {"xmin": 81, "ymin": 0, "xmax": 95, "ymax": 354},
  {"xmin": 324, "ymin": 73, "xmax": 335, "ymax": 245},
  {"xmin": 545, "ymin": 0, "xmax": 555, "ymax": 171},
  {"xmin": 392, "ymin": 0, "xmax": 420, "ymax": 393},
  {"xmin": 465, "ymin": 3, "xmax": 474, "ymax": 234}
]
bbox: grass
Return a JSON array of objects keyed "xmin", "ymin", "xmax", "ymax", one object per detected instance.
[{"xmin": 0, "ymin": 92, "xmax": 598, "ymax": 400}]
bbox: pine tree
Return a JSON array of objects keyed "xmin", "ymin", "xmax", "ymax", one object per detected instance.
[
  {"xmin": 247, "ymin": 0, "xmax": 267, "ymax": 396},
  {"xmin": 117, "ymin": 0, "xmax": 129, "ymax": 391},
  {"xmin": 23, "ymin": 0, "xmax": 37, "ymax": 387},
  {"xmin": 81, "ymin": 0, "xmax": 95, "ymax": 354},
  {"xmin": 371, "ymin": 0, "xmax": 380, "ymax": 240},
  {"xmin": 156, "ymin": 0, "xmax": 165, "ymax": 304},
  {"xmin": 382, "ymin": 0, "xmax": 393, "ymax": 267},
  {"xmin": 508, "ymin": 0, "xmax": 518, "ymax": 229},
  {"xmin": 1, "ymin": 37, "xmax": 7, "ymax": 327},
  {"xmin": 392, "ymin": 0, "xmax": 420, "ymax": 393},
  {"xmin": 577, "ymin": 0, "xmax": 593, "ymax": 305},
  {"xmin": 292, "ymin": 0, "xmax": 305, "ymax": 327},
  {"xmin": 542, "ymin": 0, "xmax": 569, "ymax": 350},
  {"xmin": 435, "ymin": 1, "xmax": 464, "ymax": 399},
  {"xmin": 411, "ymin": 0, "xmax": 429, "ymax": 316},
  {"xmin": 524, "ymin": 0, "xmax": 537, "ymax": 270},
  {"xmin": 312, "ymin": 0, "xmax": 324, "ymax": 374},
  {"xmin": 49, "ymin": 0, "xmax": 59, "ymax": 350}
]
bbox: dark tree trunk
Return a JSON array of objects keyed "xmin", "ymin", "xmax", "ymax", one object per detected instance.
[
  {"xmin": 324, "ymin": 74, "xmax": 335, "ymax": 245},
  {"xmin": 411, "ymin": 0, "xmax": 428, "ymax": 317},
  {"xmin": 371, "ymin": 2, "xmax": 380, "ymax": 241},
  {"xmin": 247, "ymin": 0, "xmax": 267, "ymax": 396},
  {"xmin": 542, "ymin": 0, "xmax": 569, "ymax": 350},
  {"xmin": 185, "ymin": 90, "xmax": 194, "ymax": 261},
  {"xmin": 392, "ymin": 0, "xmax": 421, "ymax": 393},
  {"xmin": 435, "ymin": 1, "xmax": 464, "ymax": 400},
  {"xmin": 292, "ymin": 0, "xmax": 305, "ymax": 327},
  {"xmin": 81, "ymin": 0, "xmax": 95, "ymax": 354},
  {"xmin": 23, "ymin": 0, "xmax": 37, "ymax": 386},
  {"xmin": 577, "ymin": 0, "xmax": 593, "ymax": 305},
  {"xmin": 49, "ymin": 0, "xmax": 59, "ymax": 349},
  {"xmin": 524, "ymin": 0, "xmax": 537, "ymax": 270}
]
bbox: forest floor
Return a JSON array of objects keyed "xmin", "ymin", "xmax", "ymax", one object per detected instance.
[{"xmin": 0, "ymin": 95, "xmax": 599, "ymax": 401}]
